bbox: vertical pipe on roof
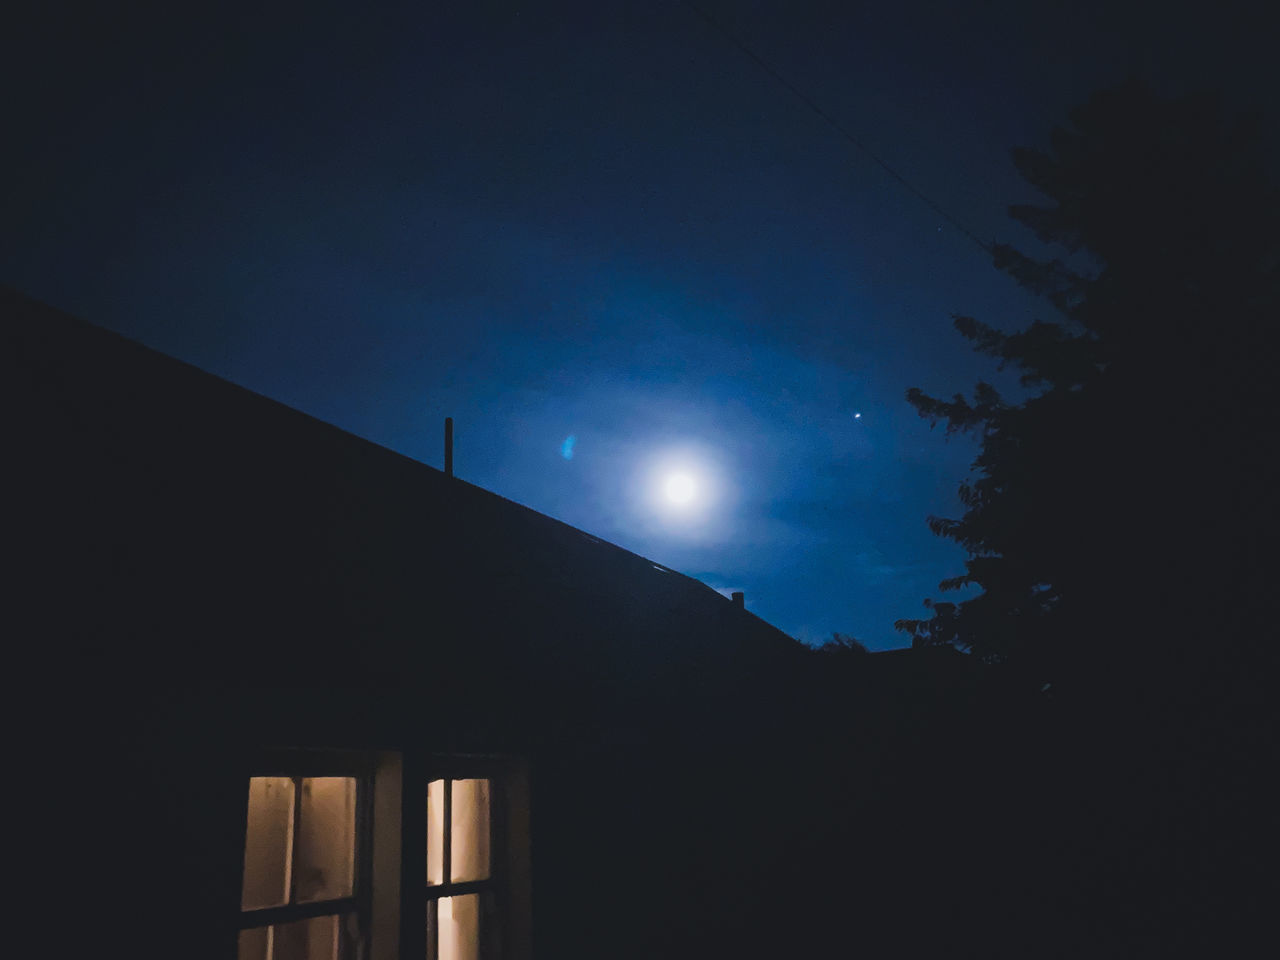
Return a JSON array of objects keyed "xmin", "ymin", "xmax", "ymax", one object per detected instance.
[{"xmin": 445, "ymin": 417, "xmax": 454, "ymax": 478}]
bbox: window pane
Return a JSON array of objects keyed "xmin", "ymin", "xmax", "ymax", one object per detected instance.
[
  {"xmin": 427, "ymin": 779, "xmax": 445, "ymax": 885},
  {"xmin": 433, "ymin": 895, "xmax": 480, "ymax": 960},
  {"xmin": 273, "ymin": 915, "xmax": 340, "ymax": 960},
  {"xmin": 238, "ymin": 925, "xmax": 271, "ymax": 960},
  {"xmin": 242, "ymin": 777, "xmax": 295, "ymax": 910},
  {"xmin": 296, "ymin": 778, "xmax": 357, "ymax": 903},
  {"xmin": 451, "ymin": 780, "xmax": 490, "ymax": 882},
  {"xmin": 239, "ymin": 915, "xmax": 349, "ymax": 960}
]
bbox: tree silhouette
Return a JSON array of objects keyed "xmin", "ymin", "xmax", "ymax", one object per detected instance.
[
  {"xmin": 897, "ymin": 79, "xmax": 1278, "ymax": 694},
  {"xmin": 815, "ymin": 632, "xmax": 869, "ymax": 655}
]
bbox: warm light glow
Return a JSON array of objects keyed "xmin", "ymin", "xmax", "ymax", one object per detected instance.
[
  {"xmin": 238, "ymin": 915, "xmax": 341, "ymax": 960},
  {"xmin": 451, "ymin": 779, "xmax": 491, "ymax": 882},
  {"xmin": 663, "ymin": 471, "xmax": 697, "ymax": 505},
  {"xmin": 240, "ymin": 776, "xmax": 356, "ymax": 960},
  {"xmin": 427, "ymin": 779, "xmax": 445, "ymax": 885},
  {"xmin": 242, "ymin": 777, "xmax": 295, "ymax": 910},
  {"xmin": 428, "ymin": 779, "xmax": 490, "ymax": 885},
  {"xmin": 296, "ymin": 778, "xmax": 356, "ymax": 903},
  {"xmin": 437, "ymin": 895, "xmax": 479, "ymax": 960}
]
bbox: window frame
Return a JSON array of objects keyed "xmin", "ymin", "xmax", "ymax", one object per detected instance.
[
  {"xmin": 237, "ymin": 750, "xmax": 376, "ymax": 955},
  {"xmin": 233, "ymin": 749, "xmax": 530, "ymax": 960},
  {"xmin": 424, "ymin": 762, "xmax": 507, "ymax": 960},
  {"xmin": 401, "ymin": 755, "xmax": 525, "ymax": 960}
]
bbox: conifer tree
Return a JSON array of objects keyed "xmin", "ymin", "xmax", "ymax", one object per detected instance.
[{"xmin": 897, "ymin": 80, "xmax": 1277, "ymax": 691}]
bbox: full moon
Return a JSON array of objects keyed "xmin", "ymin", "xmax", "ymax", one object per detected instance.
[
  {"xmin": 641, "ymin": 445, "xmax": 728, "ymax": 530},
  {"xmin": 663, "ymin": 471, "xmax": 697, "ymax": 506}
]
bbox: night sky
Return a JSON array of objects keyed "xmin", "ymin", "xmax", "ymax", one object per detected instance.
[{"xmin": 6, "ymin": 1, "xmax": 1272, "ymax": 648}]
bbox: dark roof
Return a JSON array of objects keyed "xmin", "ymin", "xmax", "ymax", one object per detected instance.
[{"xmin": 8, "ymin": 286, "xmax": 801, "ymax": 744}]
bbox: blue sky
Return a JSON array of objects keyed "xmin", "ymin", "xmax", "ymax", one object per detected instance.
[{"xmin": 6, "ymin": 0, "xmax": 1271, "ymax": 646}]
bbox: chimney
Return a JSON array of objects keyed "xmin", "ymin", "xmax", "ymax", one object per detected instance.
[
  {"xmin": 731, "ymin": 591, "xmax": 744, "ymax": 608},
  {"xmin": 445, "ymin": 417, "xmax": 454, "ymax": 478}
]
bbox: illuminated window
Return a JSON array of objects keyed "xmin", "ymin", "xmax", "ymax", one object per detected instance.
[
  {"xmin": 238, "ymin": 763, "xmax": 367, "ymax": 960},
  {"xmin": 235, "ymin": 754, "xmax": 528, "ymax": 960},
  {"xmin": 426, "ymin": 778, "xmax": 496, "ymax": 960}
]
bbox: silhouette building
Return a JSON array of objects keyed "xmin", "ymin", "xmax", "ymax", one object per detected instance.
[{"xmin": 7, "ymin": 286, "xmax": 807, "ymax": 960}]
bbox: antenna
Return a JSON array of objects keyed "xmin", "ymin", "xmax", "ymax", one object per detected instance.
[{"xmin": 445, "ymin": 417, "xmax": 454, "ymax": 478}]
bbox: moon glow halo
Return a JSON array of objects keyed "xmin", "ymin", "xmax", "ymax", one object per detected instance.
[{"xmin": 663, "ymin": 471, "xmax": 697, "ymax": 506}]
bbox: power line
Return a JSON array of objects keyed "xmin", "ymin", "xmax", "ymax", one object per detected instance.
[{"xmin": 681, "ymin": 1, "xmax": 995, "ymax": 257}]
